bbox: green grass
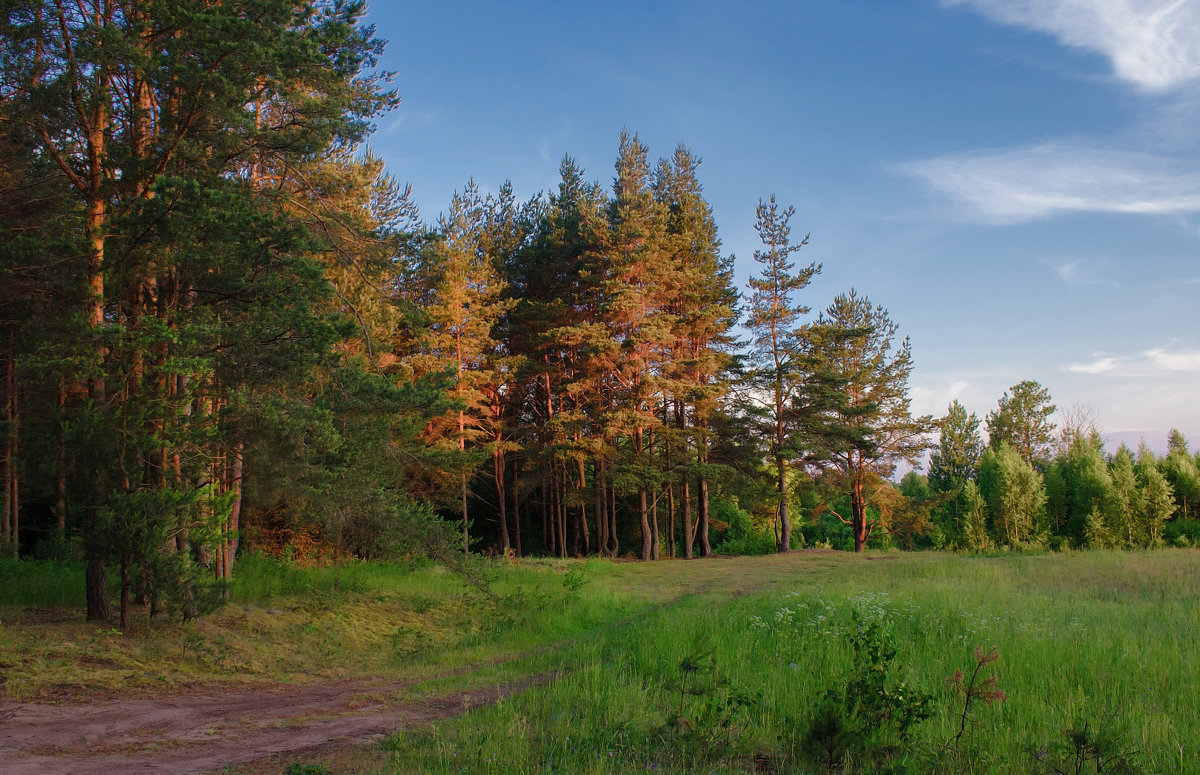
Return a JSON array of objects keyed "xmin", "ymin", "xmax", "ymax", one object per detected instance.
[
  {"xmin": 5, "ymin": 549, "xmax": 1200, "ymax": 773},
  {"xmin": 371, "ymin": 550, "xmax": 1200, "ymax": 774},
  {"xmin": 0, "ymin": 553, "xmax": 645, "ymax": 701},
  {"xmin": 0, "ymin": 557, "xmax": 85, "ymax": 607}
]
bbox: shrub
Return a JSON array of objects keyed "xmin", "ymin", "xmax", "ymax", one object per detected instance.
[
  {"xmin": 712, "ymin": 532, "xmax": 777, "ymax": 556},
  {"xmin": 1161, "ymin": 519, "xmax": 1200, "ymax": 547},
  {"xmin": 711, "ymin": 499, "xmax": 786, "ymax": 555}
]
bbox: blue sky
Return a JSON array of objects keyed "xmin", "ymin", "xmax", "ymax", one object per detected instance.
[{"xmin": 365, "ymin": 0, "xmax": 1200, "ymax": 453}]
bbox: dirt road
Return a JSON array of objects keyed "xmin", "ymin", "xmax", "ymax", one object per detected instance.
[{"xmin": 0, "ymin": 671, "xmax": 553, "ymax": 774}]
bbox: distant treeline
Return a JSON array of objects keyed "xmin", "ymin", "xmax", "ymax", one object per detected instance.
[{"xmin": 880, "ymin": 387, "xmax": 1197, "ymax": 553}]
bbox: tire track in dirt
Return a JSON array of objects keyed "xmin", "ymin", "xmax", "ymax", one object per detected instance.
[
  {"xmin": 0, "ymin": 592, "xmax": 665, "ymax": 774},
  {"xmin": 0, "ymin": 559, "xmax": 790, "ymax": 774},
  {"xmin": 0, "ymin": 670, "xmax": 558, "ymax": 775}
]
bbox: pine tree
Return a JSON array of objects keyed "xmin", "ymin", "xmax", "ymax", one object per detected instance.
[
  {"xmin": 929, "ymin": 401, "xmax": 984, "ymax": 493},
  {"xmin": 745, "ymin": 196, "xmax": 818, "ymax": 552},
  {"xmin": 605, "ymin": 131, "xmax": 674, "ymax": 560},
  {"xmin": 653, "ymin": 146, "xmax": 737, "ymax": 558},
  {"xmin": 986, "ymin": 381, "xmax": 1056, "ymax": 464},
  {"xmin": 412, "ymin": 182, "xmax": 514, "ymax": 554},
  {"xmin": 816, "ymin": 290, "xmax": 932, "ymax": 552},
  {"xmin": 511, "ymin": 157, "xmax": 611, "ymax": 557},
  {"xmin": 0, "ymin": 0, "xmax": 396, "ymax": 620}
]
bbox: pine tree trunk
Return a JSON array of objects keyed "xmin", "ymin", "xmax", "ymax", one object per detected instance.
[
  {"xmin": 541, "ymin": 467, "xmax": 549, "ymax": 552},
  {"xmin": 682, "ymin": 479, "xmax": 694, "ymax": 559},
  {"xmin": 461, "ymin": 472, "xmax": 469, "ymax": 556},
  {"xmin": 55, "ymin": 377, "xmax": 67, "ymax": 544},
  {"xmin": 119, "ymin": 556, "xmax": 133, "ymax": 632},
  {"xmin": 634, "ymin": 427, "xmax": 651, "ymax": 560},
  {"xmin": 576, "ymin": 457, "xmax": 589, "ymax": 555},
  {"xmin": 667, "ymin": 484, "xmax": 676, "ymax": 559},
  {"xmin": 776, "ymin": 456, "xmax": 791, "ymax": 552},
  {"xmin": 83, "ymin": 80, "xmax": 112, "ymax": 617},
  {"xmin": 697, "ymin": 476, "xmax": 711, "ymax": 557},
  {"xmin": 495, "ymin": 448, "xmax": 510, "ymax": 550},
  {"xmin": 639, "ymin": 486, "xmax": 651, "ymax": 561},
  {"xmin": 558, "ymin": 469, "xmax": 568, "ymax": 558},
  {"xmin": 86, "ymin": 557, "xmax": 110, "ymax": 622},
  {"xmin": 223, "ymin": 444, "xmax": 243, "ymax": 579},
  {"xmin": 852, "ymin": 474, "xmax": 867, "ymax": 553},
  {"xmin": 595, "ymin": 453, "xmax": 608, "ymax": 557},
  {"xmin": 3, "ymin": 335, "xmax": 15, "ymax": 556},
  {"xmin": 651, "ymin": 487, "xmax": 661, "ymax": 560},
  {"xmin": 511, "ymin": 457, "xmax": 522, "ymax": 557}
]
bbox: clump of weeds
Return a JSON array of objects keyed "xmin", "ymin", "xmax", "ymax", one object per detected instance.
[
  {"xmin": 794, "ymin": 610, "xmax": 934, "ymax": 773},
  {"xmin": 659, "ymin": 648, "xmax": 759, "ymax": 766},
  {"xmin": 1031, "ymin": 709, "xmax": 1140, "ymax": 775}
]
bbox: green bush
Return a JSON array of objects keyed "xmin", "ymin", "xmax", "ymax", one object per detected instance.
[
  {"xmin": 709, "ymin": 499, "xmax": 799, "ymax": 555},
  {"xmin": 0, "ymin": 557, "xmax": 84, "ymax": 607},
  {"xmin": 712, "ymin": 532, "xmax": 777, "ymax": 556},
  {"xmin": 1162, "ymin": 519, "xmax": 1200, "ymax": 547},
  {"xmin": 709, "ymin": 499, "xmax": 755, "ymax": 541}
]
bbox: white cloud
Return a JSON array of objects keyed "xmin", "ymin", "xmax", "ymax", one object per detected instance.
[
  {"xmin": 943, "ymin": 0, "xmax": 1200, "ymax": 92},
  {"xmin": 1054, "ymin": 259, "xmax": 1122, "ymax": 286},
  {"xmin": 1062, "ymin": 344, "xmax": 1200, "ymax": 375},
  {"xmin": 1143, "ymin": 346, "xmax": 1200, "ymax": 370},
  {"xmin": 909, "ymin": 379, "xmax": 986, "ymax": 419},
  {"xmin": 901, "ymin": 143, "xmax": 1200, "ymax": 222},
  {"xmin": 1067, "ymin": 355, "xmax": 1120, "ymax": 373}
]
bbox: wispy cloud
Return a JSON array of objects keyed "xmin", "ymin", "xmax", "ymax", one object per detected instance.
[
  {"xmin": 381, "ymin": 106, "xmax": 443, "ymax": 136},
  {"xmin": 900, "ymin": 143, "xmax": 1200, "ymax": 223},
  {"xmin": 1054, "ymin": 259, "xmax": 1121, "ymax": 286},
  {"xmin": 909, "ymin": 379, "xmax": 991, "ymax": 419},
  {"xmin": 1144, "ymin": 346, "xmax": 1200, "ymax": 371},
  {"xmin": 1067, "ymin": 354, "xmax": 1120, "ymax": 374},
  {"xmin": 1065, "ymin": 344, "xmax": 1200, "ymax": 375},
  {"xmin": 943, "ymin": 0, "xmax": 1200, "ymax": 92}
]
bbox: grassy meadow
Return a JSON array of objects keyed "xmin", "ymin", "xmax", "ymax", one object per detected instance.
[
  {"xmin": 349, "ymin": 551, "xmax": 1200, "ymax": 774},
  {"xmin": 3, "ymin": 550, "xmax": 1199, "ymax": 773}
]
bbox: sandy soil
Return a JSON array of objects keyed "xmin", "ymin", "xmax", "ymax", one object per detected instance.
[{"xmin": 0, "ymin": 671, "xmax": 555, "ymax": 774}]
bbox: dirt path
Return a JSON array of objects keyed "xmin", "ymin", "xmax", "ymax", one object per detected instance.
[
  {"xmin": 0, "ymin": 670, "xmax": 556, "ymax": 774},
  {"xmin": 0, "ymin": 556, "xmax": 809, "ymax": 773}
]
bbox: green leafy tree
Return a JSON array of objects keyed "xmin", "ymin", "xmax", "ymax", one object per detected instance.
[
  {"xmin": 1162, "ymin": 432, "xmax": 1199, "ymax": 521},
  {"xmin": 1054, "ymin": 433, "xmax": 1115, "ymax": 547},
  {"xmin": 959, "ymin": 480, "xmax": 991, "ymax": 552},
  {"xmin": 977, "ymin": 444, "xmax": 1046, "ymax": 547},
  {"xmin": 1140, "ymin": 464, "xmax": 1175, "ymax": 545},
  {"xmin": 1108, "ymin": 446, "xmax": 1144, "ymax": 548}
]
